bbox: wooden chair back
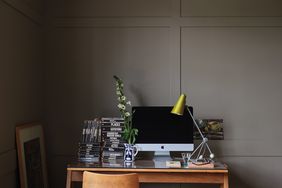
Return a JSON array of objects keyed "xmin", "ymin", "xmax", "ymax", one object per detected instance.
[{"xmin": 82, "ymin": 171, "xmax": 139, "ymax": 188}]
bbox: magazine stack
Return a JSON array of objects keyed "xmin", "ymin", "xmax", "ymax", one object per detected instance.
[
  {"xmin": 78, "ymin": 119, "xmax": 103, "ymax": 162},
  {"xmin": 101, "ymin": 117, "xmax": 125, "ymax": 161}
]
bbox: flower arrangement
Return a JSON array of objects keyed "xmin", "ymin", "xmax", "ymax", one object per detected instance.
[{"xmin": 113, "ymin": 75, "xmax": 138, "ymax": 144}]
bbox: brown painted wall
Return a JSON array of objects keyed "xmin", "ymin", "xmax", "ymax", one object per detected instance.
[{"xmin": 0, "ymin": 0, "xmax": 43, "ymax": 187}]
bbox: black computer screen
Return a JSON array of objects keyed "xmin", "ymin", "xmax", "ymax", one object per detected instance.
[{"xmin": 132, "ymin": 106, "xmax": 194, "ymax": 144}]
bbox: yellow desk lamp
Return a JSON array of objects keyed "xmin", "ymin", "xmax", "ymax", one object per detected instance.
[{"xmin": 171, "ymin": 94, "xmax": 215, "ymax": 161}]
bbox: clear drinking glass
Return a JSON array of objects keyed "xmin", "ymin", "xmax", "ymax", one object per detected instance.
[{"xmin": 181, "ymin": 152, "xmax": 191, "ymax": 167}]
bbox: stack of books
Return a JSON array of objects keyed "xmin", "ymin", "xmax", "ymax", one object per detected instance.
[
  {"xmin": 101, "ymin": 117, "xmax": 125, "ymax": 161},
  {"xmin": 78, "ymin": 119, "xmax": 103, "ymax": 162},
  {"xmin": 77, "ymin": 142, "xmax": 102, "ymax": 162}
]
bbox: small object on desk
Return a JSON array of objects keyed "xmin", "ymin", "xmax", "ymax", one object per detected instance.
[
  {"xmin": 166, "ymin": 161, "xmax": 181, "ymax": 168},
  {"xmin": 181, "ymin": 152, "xmax": 191, "ymax": 167}
]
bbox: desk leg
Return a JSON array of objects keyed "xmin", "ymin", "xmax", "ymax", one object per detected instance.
[
  {"xmin": 220, "ymin": 174, "xmax": 229, "ymax": 188},
  {"xmin": 66, "ymin": 170, "xmax": 72, "ymax": 188}
]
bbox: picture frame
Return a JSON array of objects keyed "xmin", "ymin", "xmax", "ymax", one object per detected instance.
[
  {"xmin": 16, "ymin": 122, "xmax": 48, "ymax": 188},
  {"xmin": 195, "ymin": 119, "xmax": 224, "ymax": 140}
]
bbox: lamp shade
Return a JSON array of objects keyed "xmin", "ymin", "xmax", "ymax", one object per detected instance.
[{"xmin": 171, "ymin": 94, "xmax": 186, "ymax": 116}]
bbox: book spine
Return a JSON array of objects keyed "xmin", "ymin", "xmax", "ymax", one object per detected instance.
[
  {"xmin": 104, "ymin": 143, "xmax": 125, "ymax": 148},
  {"xmin": 102, "ymin": 133, "xmax": 122, "ymax": 138},
  {"xmin": 101, "ymin": 127, "xmax": 123, "ymax": 132},
  {"xmin": 103, "ymin": 151, "xmax": 123, "ymax": 157},
  {"xmin": 103, "ymin": 147, "xmax": 124, "ymax": 152},
  {"xmin": 78, "ymin": 157, "xmax": 100, "ymax": 162},
  {"xmin": 78, "ymin": 153, "xmax": 100, "ymax": 157},
  {"xmin": 78, "ymin": 143, "xmax": 102, "ymax": 147},
  {"xmin": 101, "ymin": 117, "xmax": 124, "ymax": 121}
]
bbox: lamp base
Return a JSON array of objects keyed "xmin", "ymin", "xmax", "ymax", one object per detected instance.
[
  {"xmin": 188, "ymin": 162, "xmax": 214, "ymax": 168},
  {"xmin": 188, "ymin": 160, "xmax": 214, "ymax": 168}
]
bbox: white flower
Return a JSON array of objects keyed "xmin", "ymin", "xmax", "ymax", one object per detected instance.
[
  {"xmin": 125, "ymin": 112, "xmax": 131, "ymax": 117},
  {"xmin": 126, "ymin": 101, "xmax": 131, "ymax": 106},
  {"xmin": 117, "ymin": 97, "xmax": 121, "ymax": 101},
  {"xmin": 116, "ymin": 90, "xmax": 121, "ymax": 95},
  {"xmin": 118, "ymin": 104, "xmax": 126, "ymax": 110},
  {"xmin": 121, "ymin": 96, "xmax": 126, "ymax": 101}
]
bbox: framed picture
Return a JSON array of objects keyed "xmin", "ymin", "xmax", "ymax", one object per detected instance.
[
  {"xmin": 195, "ymin": 119, "xmax": 224, "ymax": 140},
  {"xmin": 16, "ymin": 122, "xmax": 48, "ymax": 188}
]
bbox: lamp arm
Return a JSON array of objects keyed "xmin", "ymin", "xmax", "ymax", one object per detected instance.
[
  {"xmin": 186, "ymin": 106, "xmax": 205, "ymax": 140},
  {"xmin": 190, "ymin": 141, "xmax": 204, "ymax": 157},
  {"xmin": 205, "ymin": 142, "xmax": 212, "ymax": 154}
]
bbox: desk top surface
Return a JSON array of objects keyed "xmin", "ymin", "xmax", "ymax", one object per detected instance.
[{"xmin": 68, "ymin": 158, "xmax": 228, "ymax": 173}]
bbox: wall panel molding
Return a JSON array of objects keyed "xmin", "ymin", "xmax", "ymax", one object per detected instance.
[
  {"xmin": 53, "ymin": 18, "xmax": 172, "ymax": 28},
  {"xmin": 181, "ymin": 26, "xmax": 282, "ymax": 157},
  {"xmin": 53, "ymin": 17, "xmax": 282, "ymax": 28},
  {"xmin": 179, "ymin": 17, "xmax": 282, "ymax": 27},
  {"xmin": 181, "ymin": 0, "xmax": 282, "ymax": 17},
  {"xmin": 50, "ymin": 0, "xmax": 175, "ymax": 18},
  {"xmin": 2, "ymin": 0, "xmax": 42, "ymax": 24}
]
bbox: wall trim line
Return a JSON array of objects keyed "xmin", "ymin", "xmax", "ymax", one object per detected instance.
[
  {"xmin": 1, "ymin": 0, "xmax": 42, "ymax": 25},
  {"xmin": 52, "ymin": 17, "xmax": 282, "ymax": 28}
]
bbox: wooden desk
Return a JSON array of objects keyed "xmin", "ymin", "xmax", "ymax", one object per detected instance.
[{"xmin": 66, "ymin": 160, "xmax": 228, "ymax": 188}]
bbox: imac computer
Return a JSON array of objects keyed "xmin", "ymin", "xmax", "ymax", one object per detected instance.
[{"xmin": 132, "ymin": 106, "xmax": 194, "ymax": 152}]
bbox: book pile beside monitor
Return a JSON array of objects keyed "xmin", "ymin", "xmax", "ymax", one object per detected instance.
[
  {"xmin": 101, "ymin": 117, "xmax": 125, "ymax": 161},
  {"xmin": 78, "ymin": 119, "xmax": 103, "ymax": 162}
]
